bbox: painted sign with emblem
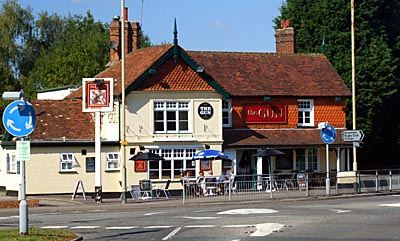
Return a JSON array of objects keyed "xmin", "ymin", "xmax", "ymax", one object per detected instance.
[{"xmin": 2, "ymin": 100, "xmax": 36, "ymax": 137}]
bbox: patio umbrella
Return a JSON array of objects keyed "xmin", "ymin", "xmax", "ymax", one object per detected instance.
[
  {"xmin": 129, "ymin": 152, "xmax": 165, "ymax": 161},
  {"xmin": 192, "ymin": 149, "xmax": 228, "ymax": 160},
  {"xmin": 252, "ymin": 148, "xmax": 285, "ymax": 198}
]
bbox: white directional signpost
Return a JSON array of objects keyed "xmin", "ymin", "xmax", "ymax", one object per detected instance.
[
  {"xmin": 342, "ymin": 130, "xmax": 364, "ymax": 142},
  {"xmin": 2, "ymin": 91, "xmax": 36, "ymax": 235}
]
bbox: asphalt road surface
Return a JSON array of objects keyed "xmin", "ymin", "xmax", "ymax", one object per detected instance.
[{"xmin": 1, "ymin": 195, "xmax": 400, "ymax": 240}]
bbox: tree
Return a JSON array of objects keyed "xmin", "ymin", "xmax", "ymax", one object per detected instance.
[
  {"xmin": 26, "ymin": 12, "xmax": 110, "ymax": 93},
  {"xmin": 275, "ymin": 0, "xmax": 400, "ymax": 168}
]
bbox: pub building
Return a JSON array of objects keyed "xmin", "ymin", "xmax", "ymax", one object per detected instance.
[{"xmin": 0, "ymin": 15, "xmax": 352, "ymax": 195}]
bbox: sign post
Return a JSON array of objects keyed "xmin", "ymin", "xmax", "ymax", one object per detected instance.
[
  {"xmin": 82, "ymin": 78, "xmax": 114, "ymax": 203},
  {"xmin": 320, "ymin": 124, "xmax": 337, "ymax": 196},
  {"xmin": 2, "ymin": 92, "xmax": 36, "ymax": 235}
]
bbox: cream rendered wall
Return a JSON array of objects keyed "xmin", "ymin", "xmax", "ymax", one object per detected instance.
[
  {"xmin": 0, "ymin": 147, "xmax": 20, "ymax": 191},
  {"xmin": 23, "ymin": 146, "xmax": 120, "ymax": 195},
  {"xmin": 101, "ymin": 102, "xmax": 120, "ymax": 141},
  {"xmin": 124, "ymin": 91, "xmax": 223, "ymax": 144}
]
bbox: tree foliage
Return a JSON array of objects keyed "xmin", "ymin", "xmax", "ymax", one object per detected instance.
[
  {"xmin": 27, "ymin": 12, "xmax": 110, "ymax": 92},
  {"xmin": 276, "ymin": 0, "xmax": 400, "ymax": 168}
]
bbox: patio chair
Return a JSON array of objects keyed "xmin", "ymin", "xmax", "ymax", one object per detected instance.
[
  {"xmin": 204, "ymin": 177, "xmax": 218, "ymax": 196},
  {"xmin": 155, "ymin": 179, "xmax": 171, "ymax": 199}
]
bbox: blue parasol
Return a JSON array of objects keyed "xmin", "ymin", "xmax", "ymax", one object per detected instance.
[{"xmin": 192, "ymin": 149, "xmax": 228, "ymax": 160}]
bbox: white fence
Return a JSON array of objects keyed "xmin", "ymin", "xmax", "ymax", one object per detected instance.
[{"xmin": 181, "ymin": 169, "xmax": 400, "ymax": 204}]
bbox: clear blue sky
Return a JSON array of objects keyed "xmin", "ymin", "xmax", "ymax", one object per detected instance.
[{"xmin": 17, "ymin": 0, "xmax": 284, "ymax": 52}]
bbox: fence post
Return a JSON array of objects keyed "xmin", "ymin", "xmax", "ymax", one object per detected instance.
[
  {"xmin": 375, "ymin": 170, "xmax": 379, "ymax": 193},
  {"xmin": 182, "ymin": 183, "xmax": 186, "ymax": 205},
  {"xmin": 357, "ymin": 171, "xmax": 361, "ymax": 193},
  {"xmin": 228, "ymin": 179, "xmax": 231, "ymax": 201},
  {"xmin": 306, "ymin": 174, "xmax": 309, "ymax": 197}
]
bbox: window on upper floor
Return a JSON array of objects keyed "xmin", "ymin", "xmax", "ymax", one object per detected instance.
[
  {"xmin": 297, "ymin": 99, "xmax": 314, "ymax": 127},
  {"xmin": 154, "ymin": 101, "xmax": 190, "ymax": 133},
  {"xmin": 6, "ymin": 153, "xmax": 19, "ymax": 174},
  {"xmin": 106, "ymin": 152, "xmax": 120, "ymax": 170},
  {"xmin": 148, "ymin": 148, "xmax": 196, "ymax": 181},
  {"xmin": 60, "ymin": 153, "xmax": 75, "ymax": 172},
  {"xmin": 222, "ymin": 99, "xmax": 232, "ymax": 127}
]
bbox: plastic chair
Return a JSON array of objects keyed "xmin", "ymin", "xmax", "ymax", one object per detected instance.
[{"xmin": 155, "ymin": 179, "xmax": 171, "ymax": 199}]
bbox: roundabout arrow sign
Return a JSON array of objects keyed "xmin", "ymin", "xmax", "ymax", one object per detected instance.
[
  {"xmin": 2, "ymin": 100, "xmax": 36, "ymax": 137},
  {"xmin": 320, "ymin": 125, "xmax": 337, "ymax": 144}
]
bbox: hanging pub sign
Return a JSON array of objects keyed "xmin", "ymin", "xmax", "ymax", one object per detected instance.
[
  {"xmin": 198, "ymin": 102, "xmax": 213, "ymax": 120},
  {"xmin": 82, "ymin": 78, "xmax": 114, "ymax": 112},
  {"xmin": 245, "ymin": 105, "xmax": 288, "ymax": 124}
]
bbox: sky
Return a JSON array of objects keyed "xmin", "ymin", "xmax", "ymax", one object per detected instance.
[{"xmin": 17, "ymin": 0, "xmax": 285, "ymax": 53}]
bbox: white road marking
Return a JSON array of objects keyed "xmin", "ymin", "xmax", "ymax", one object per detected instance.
[
  {"xmin": 329, "ymin": 209, "xmax": 352, "ymax": 213},
  {"xmin": 186, "ymin": 225, "xmax": 217, "ymax": 228},
  {"xmin": 145, "ymin": 212, "xmax": 165, "ymax": 216},
  {"xmin": 105, "ymin": 226, "xmax": 138, "ymax": 229},
  {"xmin": 0, "ymin": 215, "xmax": 19, "ymax": 220},
  {"xmin": 380, "ymin": 203, "xmax": 400, "ymax": 207},
  {"xmin": 41, "ymin": 226, "xmax": 68, "ymax": 229},
  {"xmin": 162, "ymin": 227, "xmax": 182, "ymax": 240},
  {"xmin": 251, "ymin": 223, "xmax": 284, "ymax": 237},
  {"xmin": 70, "ymin": 226, "xmax": 101, "ymax": 229},
  {"xmin": 222, "ymin": 224, "xmax": 255, "ymax": 228},
  {"xmin": 181, "ymin": 216, "xmax": 220, "ymax": 220},
  {"xmin": 144, "ymin": 226, "xmax": 172, "ymax": 229},
  {"xmin": 218, "ymin": 208, "xmax": 278, "ymax": 215}
]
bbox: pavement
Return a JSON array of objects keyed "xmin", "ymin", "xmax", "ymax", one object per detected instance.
[{"xmin": 1, "ymin": 191, "xmax": 399, "ymax": 215}]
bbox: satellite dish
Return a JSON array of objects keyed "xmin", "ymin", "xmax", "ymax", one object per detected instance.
[{"xmin": 109, "ymin": 41, "xmax": 118, "ymax": 49}]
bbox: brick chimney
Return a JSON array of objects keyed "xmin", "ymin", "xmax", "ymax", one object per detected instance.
[
  {"xmin": 109, "ymin": 7, "xmax": 141, "ymax": 63},
  {"xmin": 275, "ymin": 19, "xmax": 295, "ymax": 54}
]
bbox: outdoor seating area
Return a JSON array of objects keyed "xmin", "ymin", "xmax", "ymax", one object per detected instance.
[{"xmin": 129, "ymin": 179, "xmax": 171, "ymax": 200}]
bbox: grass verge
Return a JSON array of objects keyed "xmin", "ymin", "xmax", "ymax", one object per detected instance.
[{"xmin": 0, "ymin": 227, "xmax": 78, "ymax": 240}]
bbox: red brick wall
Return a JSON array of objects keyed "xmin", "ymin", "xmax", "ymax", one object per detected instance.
[{"xmin": 231, "ymin": 96, "xmax": 346, "ymax": 128}]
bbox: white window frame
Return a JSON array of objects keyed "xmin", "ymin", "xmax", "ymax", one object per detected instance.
[
  {"xmin": 6, "ymin": 152, "xmax": 18, "ymax": 174},
  {"xmin": 222, "ymin": 99, "xmax": 232, "ymax": 128},
  {"xmin": 106, "ymin": 152, "xmax": 120, "ymax": 170},
  {"xmin": 298, "ymin": 99, "xmax": 314, "ymax": 127},
  {"xmin": 294, "ymin": 148, "xmax": 320, "ymax": 172},
  {"xmin": 153, "ymin": 101, "xmax": 190, "ymax": 134},
  {"xmin": 60, "ymin": 153, "xmax": 75, "ymax": 172},
  {"xmin": 148, "ymin": 147, "xmax": 197, "ymax": 181}
]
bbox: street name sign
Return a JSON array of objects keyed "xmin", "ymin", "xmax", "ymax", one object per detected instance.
[
  {"xmin": 17, "ymin": 141, "xmax": 30, "ymax": 161},
  {"xmin": 341, "ymin": 130, "xmax": 364, "ymax": 142},
  {"xmin": 2, "ymin": 100, "xmax": 36, "ymax": 137}
]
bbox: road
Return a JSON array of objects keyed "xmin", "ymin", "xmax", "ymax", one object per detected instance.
[{"xmin": 1, "ymin": 195, "xmax": 400, "ymax": 240}]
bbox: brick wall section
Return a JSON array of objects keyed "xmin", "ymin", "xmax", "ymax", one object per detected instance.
[
  {"xmin": 0, "ymin": 199, "xmax": 39, "ymax": 209},
  {"xmin": 275, "ymin": 27, "xmax": 295, "ymax": 54},
  {"xmin": 232, "ymin": 96, "xmax": 346, "ymax": 128}
]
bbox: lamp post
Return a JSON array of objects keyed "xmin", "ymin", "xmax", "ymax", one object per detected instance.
[
  {"xmin": 120, "ymin": 0, "xmax": 128, "ymax": 204},
  {"xmin": 351, "ymin": 0, "xmax": 357, "ymax": 172}
]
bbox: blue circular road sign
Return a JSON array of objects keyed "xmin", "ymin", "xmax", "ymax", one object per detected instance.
[
  {"xmin": 2, "ymin": 100, "xmax": 36, "ymax": 137},
  {"xmin": 320, "ymin": 125, "xmax": 336, "ymax": 144}
]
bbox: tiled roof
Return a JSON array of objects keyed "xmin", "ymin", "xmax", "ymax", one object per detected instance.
[
  {"xmin": 187, "ymin": 51, "xmax": 351, "ymax": 97},
  {"xmin": 30, "ymin": 99, "xmax": 95, "ymax": 141},
  {"xmin": 223, "ymin": 128, "xmax": 351, "ymax": 148},
  {"xmin": 66, "ymin": 44, "xmax": 174, "ymax": 99},
  {"xmin": 66, "ymin": 45, "xmax": 351, "ymax": 99}
]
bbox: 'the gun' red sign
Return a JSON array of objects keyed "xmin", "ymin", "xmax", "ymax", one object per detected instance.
[{"xmin": 245, "ymin": 105, "xmax": 287, "ymax": 124}]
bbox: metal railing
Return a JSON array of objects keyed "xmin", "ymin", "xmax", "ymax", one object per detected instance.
[{"xmin": 181, "ymin": 169, "xmax": 400, "ymax": 204}]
